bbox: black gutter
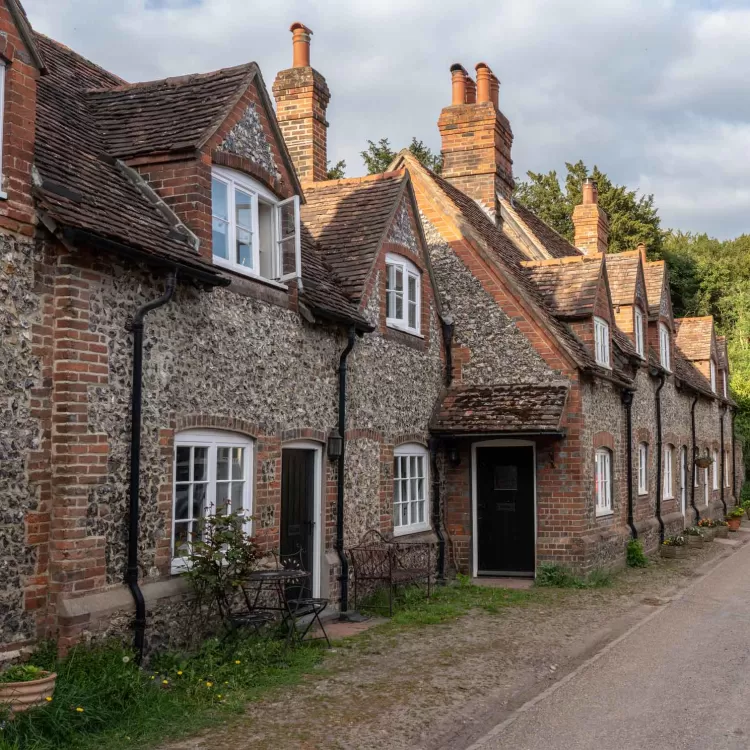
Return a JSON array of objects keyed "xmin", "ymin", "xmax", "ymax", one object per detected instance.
[
  {"xmin": 336, "ymin": 326, "xmax": 356, "ymax": 616},
  {"xmin": 429, "ymin": 438, "xmax": 446, "ymax": 583},
  {"xmin": 720, "ymin": 403, "xmax": 728, "ymax": 515},
  {"xmin": 621, "ymin": 389, "xmax": 637, "ymax": 539},
  {"xmin": 690, "ymin": 395, "xmax": 700, "ymax": 524},
  {"xmin": 126, "ymin": 271, "xmax": 177, "ymax": 663},
  {"xmin": 654, "ymin": 372, "xmax": 666, "ymax": 543},
  {"xmin": 441, "ymin": 318, "xmax": 455, "ymax": 386}
]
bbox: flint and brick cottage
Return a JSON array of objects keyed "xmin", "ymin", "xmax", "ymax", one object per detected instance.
[{"xmin": 0, "ymin": 4, "xmax": 743, "ymax": 658}]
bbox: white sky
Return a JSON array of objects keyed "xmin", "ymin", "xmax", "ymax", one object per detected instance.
[{"xmin": 24, "ymin": 0, "xmax": 750, "ymax": 239}]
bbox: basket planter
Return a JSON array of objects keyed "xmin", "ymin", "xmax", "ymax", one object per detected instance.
[
  {"xmin": 728, "ymin": 517, "xmax": 742, "ymax": 532},
  {"xmin": 701, "ymin": 528, "xmax": 716, "ymax": 541},
  {"xmin": 0, "ymin": 671, "xmax": 56, "ymax": 714},
  {"xmin": 715, "ymin": 526, "xmax": 729, "ymax": 539},
  {"xmin": 685, "ymin": 534, "xmax": 705, "ymax": 546},
  {"xmin": 660, "ymin": 545, "xmax": 687, "ymax": 559}
]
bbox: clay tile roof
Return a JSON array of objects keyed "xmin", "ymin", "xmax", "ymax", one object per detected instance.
[
  {"xmin": 499, "ymin": 196, "xmax": 581, "ymax": 259},
  {"xmin": 673, "ymin": 349, "xmax": 714, "ymax": 397},
  {"xmin": 674, "ymin": 317, "xmax": 714, "ymax": 362},
  {"xmin": 521, "ymin": 257, "xmax": 603, "ymax": 319},
  {"xmin": 33, "ymin": 34, "xmax": 223, "ymax": 282},
  {"xmin": 643, "ymin": 261, "xmax": 665, "ymax": 317},
  {"xmin": 86, "ymin": 64, "xmax": 256, "ymax": 160},
  {"xmin": 605, "ymin": 251, "xmax": 641, "ymax": 307},
  {"xmin": 301, "ymin": 171, "xmax": 407, "ymax": 301},
  {"xmin": 613, "ymin": 326, "xmax": 638, "ymax": 361},
  {"xmin": 431, "ymin": 383, "xmax": 569, "ymax": 435}
]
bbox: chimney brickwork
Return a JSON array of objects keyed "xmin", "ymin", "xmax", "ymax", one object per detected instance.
[
  {"xmin": 438, "ymin": 63, "xmax": 514, "ymax": 221},
  {"xmin": 572, "ymin": 178, "xmax": 609, "ymax": 255},
  {"xmin": 272, "ymin": 23, "xmax": 330, "ymax": 184}
]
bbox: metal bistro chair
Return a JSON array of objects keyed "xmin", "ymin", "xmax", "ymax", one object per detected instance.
[{"xmin": 273, "ymin": 549, "xmax": 331, "ymax": 647}]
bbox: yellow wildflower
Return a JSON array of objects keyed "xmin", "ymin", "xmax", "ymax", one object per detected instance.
[
  {"xmin": 217, "ymin": 694, "xmax": 222, "ymax": 699},
  {"xmin": 76, "ymin": 707, "xmax": 84, "ymax": 713},
  {"xmin": 162, "ymin": 679, "xmax": 169, "ymax": 685},
  {"xmin": 177, "ymin": 670, "xmax": 183, "ymax": 676},
  {"xmin": 45, "ymin": 696, "xmax": 52, "ymax": 702},
  {"xmin": 206, "ymin": 681, "xmax": 213, "ymax": 688},
  {"xmin": 234, "ymin": 660, "xmax": 241, "ymax": 665}
]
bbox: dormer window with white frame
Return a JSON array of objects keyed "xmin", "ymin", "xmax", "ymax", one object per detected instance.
[
  {"xmin": 634, "ymin": 307, "xmax": 645, "ymax": 358},
  {"xmin": 659, "ymin": 323, "xmax": 671, "ymax": 372},
  {"xmin": 211, "ymin": 167, "xmax": 300, "ymax": 284},
  {"xmin": 723, "ymin": 370, "xmax": 728, "ymax": 399},
  {"xmin": 594, "ymin": 316, "xmax": 610, "ymax": 368},
  {"xmin": 710, "ymin": 359, "xmax": 717, "ymax": 394},
  {"xmin": 386, "ymin": 253, "xmax": 421, "ymax": 335}
]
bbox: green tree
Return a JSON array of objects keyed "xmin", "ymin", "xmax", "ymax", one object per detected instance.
[
  {"xmin": 515, "ymin": 161, "xmax": 662, "ymax": 256},
  {"xmin": 326, "ymin": 159, "xmax": 346, "ymax": 180},
  {"xmin": 361, "ymin": 137, "xmax": 443, "ymax": 175}
]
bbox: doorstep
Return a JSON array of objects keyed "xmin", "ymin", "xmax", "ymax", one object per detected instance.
[{"xmin": 472, "ymin": 577, "xmax": 534, "ymax": 590}]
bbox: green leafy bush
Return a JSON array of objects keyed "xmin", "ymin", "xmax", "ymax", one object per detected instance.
[
  {"xmin": 626, "ymin": 539, "xmax": 648, "ymax": 568},
  {"xmin": 0, "ymin": 665, "xmax": 47, "ymax": 684},
  {"xmin": 535, "ymin": 563, "xmax": 611, "ymax": 589}
]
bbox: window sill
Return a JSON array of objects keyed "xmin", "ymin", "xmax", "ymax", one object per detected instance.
[
  {"xmin": 213, "ymin": 258, "xmax": 290, "ymax": 291},
  {"xmin": 393, "ymin": 523, "xmax": 431, "ymax": 538},
  {"xmin": 595, "ymin": 361, "xmax": 612, "ymax": 370},
  {"xmin": 0, "ymin": 191, "xmax": 7, "ymax": 201},
  {"xmin": 386, "ymin": 322, "xmax": 423, "ymax": 339},
  {"xmin": 638, "ymin": 491, "xmax": 648, "ymax": 497},
  {"xmin": 595, "ymin": 509, "xmax": 614, "ymax": 518}
]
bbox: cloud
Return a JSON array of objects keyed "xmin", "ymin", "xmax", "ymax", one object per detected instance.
[{"xmin": 24, "ymin": 0, "xmax": 750, "ymax": 238}]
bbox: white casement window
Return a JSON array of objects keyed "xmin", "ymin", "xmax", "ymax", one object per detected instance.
[
  {"xmin": 386, "ymin": 254, "xmax": 421, "ymax": 335},
  {"xmin": 659, "ymin": 323, "xmax": 671, "ymax": 371},
  {"xmin": 595, "ymin": 448, "xmax": 612, "ymax": 516},
  {"xmin": 638, "ymin": 442, "xmax": 648, "ymax": 495},
  {"xmin": 663, "ymin": 445, "xmax": 674, "ymax": 499},
  {"xmin": 393, "ymin": 444, "xmax": 429, "ymax": 535},
  {"xmin": 723, "ymin": 371, "xmax": 728, "ymax": 399},
  {"xmin": 634, "ymin": 307, "xmax": 645, "ymax": 358},
  {"xmin": 594, "ymin": 316, "xmax": 611, "ymax": 368},
  {"xmin": 0, "ymin": 64, "xmax": 5, "ymax": 198},
  {"xmin": 704, "ymin": 467, "xmax": 709, "ymax": 506},
  {"xmin": 710, "ymin": 360, "xmax": 717, "ymax": 394},
  {"xmin": 680, "ymin": 446, "xmax": 687, "ymax": 515},
  {"xmin": 712, "ymin": 450, "xmax": 718, "ymax": 490},
  {"xmin": 725, "ymin": 450, "xmax": 731, "ymax": 487},
  {"xmin": 172, "ymin": 430, "xmax": 253, "ymax": 572},
  {"xmin": 211, "ymin": 167, "xmax": 300, "ymax": 283}
]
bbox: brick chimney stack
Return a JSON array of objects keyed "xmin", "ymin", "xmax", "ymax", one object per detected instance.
[
  {"xmin": 572, "ymin": 178, "xmax": 609, "ymax": 255},
  {"xmin": 272, "ymin": 23, "xmax": 330, "ymax": 184},
  {"xmin": 438, "ymin": 62, "xmax": 514, "ymax": 221}
]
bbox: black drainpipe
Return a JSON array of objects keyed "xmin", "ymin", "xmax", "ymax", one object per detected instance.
[
  {"xmin": 441, "ymin": 317, "xmax": 455, "ymax": 386},
  {"xmin": 621, "ymin": 389, "xmax": 637, "ymax": 539},
  {"xmin": 126, "ymin": 271, "xmax": 177, "ymax": 663},
  {"xmin": 720, "ymin": 403, "xmax": 728, "ymax": 515},
  {"xmin": 429, "ymin": 438, "xmax": 446, "ymax": 583},
  {"xmin": 336, "ymin": 326, "xmax": 356, "ymax": 616},
  {"xmin": 654, "ymin": 373, "xmax": 666, "ymax": 543},
  {"xmin": 690, "ymin": 395, "xmax": 701, "ymax": 524}
]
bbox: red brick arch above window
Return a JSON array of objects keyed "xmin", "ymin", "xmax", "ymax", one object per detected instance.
[
  {"xmin": 593, "ymin": 431, "xmax": 615, "ymax": 451},
  {"xmin": 636, "ymin": 427, "xmax": 651, "ymax": 444},
  {"xmin": 281, "ymin": 428, "xmax": 327, "ymax": 444},
  {"xmin": 174, "ymin": 414, "xmax": 263, "ymax": 439},
  {"xmin": 394, "ymin": 433, "xmax": 429, "ymax": 448}
]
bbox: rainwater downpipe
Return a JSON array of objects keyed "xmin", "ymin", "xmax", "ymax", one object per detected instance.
[
  {"xmin": 336, "ymin": 326, "xmax": 356, "ymax": 616},
  {"xmin": 621, "ymin": 389, "xmax": 637, "ymax": 539},
  {"xmin": 126, "ymin": 271, "xmax": 177, "ymax": 663},
  {"xmin": 429, "ymin": 439, "xmax": 447, "ymax": 583},
  {"xmin": 720, "ymin": 403, "xmax": 728, "ymax": 515},
  {"xmin": 654, "ymin": 372, "xmax": 666, "ymax": 543},
  {"xmin": 690, "ymin": 395, "xmax": 700, "ymax": 524}
]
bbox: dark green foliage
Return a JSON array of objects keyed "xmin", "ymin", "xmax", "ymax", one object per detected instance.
[
  {"xmin": 0, "ymin": 665, "xmax": 47, "ymax": 684},
  {"xmin": 535, "ymin": 563, "xmax": 612, "ymax": 589},
  {"xmin": 361, "ymin": 137, "xmax": 442, "ymax": 175},
  {"xmin": 326, "ymin": 159, "xmax": 346, "ymax": 180},
  {"xmin": 626, "ymin": 539, "xmax": 648, "ymax": 568}
]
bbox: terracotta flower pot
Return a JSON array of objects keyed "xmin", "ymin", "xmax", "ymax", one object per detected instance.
[
  {"xmin": 0, "ymin": 671, "xmax": 56, "ymax": 714},
  {"xmin": 728, "ymin": 517, "xmax": 742, "ymax": 532},
  {"xmin": 660, "ymin": 545, "xmax": 687, "ymax": 559}
]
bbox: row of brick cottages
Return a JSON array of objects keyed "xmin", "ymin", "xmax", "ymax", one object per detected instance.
[{"xmin": 0, "ymin": 11, "xmax": 742, "ymax": 657}]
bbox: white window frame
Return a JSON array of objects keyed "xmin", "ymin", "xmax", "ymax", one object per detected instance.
[
  {"xmin": 712, "ymin": 450, "xmax": 718, "ymax": 490},
  {"xmin": 638, "ymin": 442, "xmax": 648, "ymax": 495},
  {"xmin": 386, "ymin": 253, "xmax": 422, "ymax": 336},
  {"xmin": 593, "ymin": 316, "xmax": 610, "ymax": 368},
  {"xmin": 211, "ymin": 166, "xmax": 301, "ymax": 284},
  {"xmin": 634, "ymin": 307, "xmax": 644, "ymax": 358},
  {"xmin": 723, "ymin": 371, "xmax": 728, "ymax": 399},
  {"xmin": 725, "ymin": 449, "xmax": 731, "ymax": 487},
  {"xmin": 659, "ymin": 323, "xmax": 671, "ymax": 372},
  {"xmin": 595, "ymin": 448, "xmax": 612, "ymax": 516},
  {"xmin": 393, "ymin": 443, "xmax": 430, "ymax": 536},
  {"xmin": 172, "ymin": 429, "xmax": 253, "ymax": 573},
  {"xmin": 710, "ymin": 360, "xmax": 717, "ymax": 394},
  {"xmin": 0, "ymin": 65, "xmax": 6, "ymax": 200},
  {"xmin": 704, "ymin": 467, "xmax": 709, "ymax": 506},
  {"xmin": 680, "ymin": 446, "xmax": 687, "ymax": 515},
  {"xmin": 663, "ymin": 445, "xmax": 673, "ymax": 499}
]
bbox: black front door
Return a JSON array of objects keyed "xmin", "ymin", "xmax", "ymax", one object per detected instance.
[
  {"xmin": 476, "ymin": 445, "xmax": 535, "ymax": 576},
  {"xmin": 281, "ymin": 449, "xmax": 315, "ymax": 574}
]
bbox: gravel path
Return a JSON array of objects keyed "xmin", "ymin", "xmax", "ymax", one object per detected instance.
[{"xmin": 158, "ymin": 540, "xmax": 740, "ymax": 750}]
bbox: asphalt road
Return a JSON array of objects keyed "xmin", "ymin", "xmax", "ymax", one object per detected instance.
[{"xmin": 469, "ymin": 538, "xmax": 750, "ymax": 750}]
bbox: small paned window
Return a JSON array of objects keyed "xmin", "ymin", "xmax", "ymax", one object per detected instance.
[
  {"xmin": 712, "ymin": 450, "xmax": 718, "ymax": 490},
  {"xmin": 386, "ymin": 254, "xmax": 421, "ymax": 335},
  {"xmin": 595, "ymin": 448, "xmax": 612, "ymax": 516},
  {"xmin": 704, "ymin": 467, "xmax": 709, "ymax": 506},
  {"xmin": 393, "ymin": 444, "xmax": 429, "ymax": 535},
  {"xmin": 659, "ymin": 323, "xmax": 671, "ymax": 371},
  {"xmin": 634, "ymin": 307, "xmax": 645, "ymax": 358},
  {"xmin": 211, "ymin": 167, "xmax": 300, "ymax": 283},
  {"xmin": 723, "ymin": 371, "xmax": 728, "ymax": 399},
  {"xmin": 663, "ymin": 445, "xmax": 674, "ymax": 499},
  {"xmin": 638, "ymin": 442, "xmax": 648, "ymax": 495},
  {"xmin": 0, "ymin": 64, "xmax": 5, "ymax": 198},
  {"xmin": 725, "ymin": 450, "xmax": 731, "ymax": 487},
  {"xmin": 172, "ymin": 430, "xmax": 253, "ymax": 572},
  {"xmin": 594, "ymin": 316, "xmax": 611, "ymax": 368},
  {"xmin": 710, "ymin": 360, "xmax": 717, "ymax": 394},
  {"xmin": 680, "ymin": 446, "xmax": 688, "ymax": 515}
]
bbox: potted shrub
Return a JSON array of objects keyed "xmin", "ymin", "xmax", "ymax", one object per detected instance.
[
  {"xmin": 715, "ymin": 519, "xmax": 730, "ymax": 538},
  {"xmin": 0, "ymin": 665, "xmax": 57, "ymax": 714},
  {"xmin": 661, "ymin": 535, "xmax": 688, "ymax": 558},
  {"xmin": 697, "ymin": 518, "xmax": 717, "ymax": 541},
  {"xmin": 683, "ymin": 526, "xmax": 707, "ymax": 546},
  {"xmin": 727, "ymin": 507, "xmax": 744, "ymax": 531}
]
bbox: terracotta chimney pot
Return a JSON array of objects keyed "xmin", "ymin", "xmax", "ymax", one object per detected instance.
[
  {"xmin": 465, "ymin": 75, "xmax": 477, "ymax": 104},
  {"xmin": 450, "ymin": 64, "xmax": 468, "ymax": 106},
  {"xmin": 476, "ymin": 63, "xmax": 492, "ymax": 103},
  {"xmin": 582, "ymin": 177, "xmax": 598, "ymax": 205},
  {"xmin": 490, "ymin": 75, "xmax": 500, "ymax": 109},
  {"xmin": 290, "ymin": 22, "xmax": 312, "ymax": 68}
]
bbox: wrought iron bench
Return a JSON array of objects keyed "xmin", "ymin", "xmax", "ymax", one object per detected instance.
[{"xmin": 348, "ymin": 529, "xmax": 433, "ymax": 616}]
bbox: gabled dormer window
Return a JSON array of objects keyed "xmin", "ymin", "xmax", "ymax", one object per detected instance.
[
  {"xmin": 386, "ymin": 253, "xmax": 421, "ymax": 335},
  {"xmin": 710, "ymin": 359, "xmax": 717, "ymax": 394},
  {"xmin": 594, "ymin": 316, "xmax": 610, "ymax": 368},
  {"xmin": 211, "ymin": 167, "xmax": 300, "ymax": 283},
  {"xmin": 634, "ymin": 307, "xmax": 644, "ymax": 358},
  {"xmin": 659, "ymin": 323, "xmax": 671, "ymax": 372}
]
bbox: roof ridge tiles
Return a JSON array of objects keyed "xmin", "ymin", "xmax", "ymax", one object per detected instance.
[
  {"xmin": 521, "ymin": 254, "xmax": 601, "ymax": 268},
  {"xmin": 305, "ymin": 170, "xmax": 406, "ymax": 190}
]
